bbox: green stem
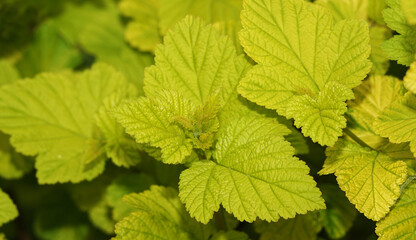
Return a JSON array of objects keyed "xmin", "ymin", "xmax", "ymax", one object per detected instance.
[
  {"xmin": 401, "ymin": 175, "xmax": 416, "ymax": 194},
  {"xmin": 213, "ymin": 208, "xmax": 227, "ymax": 231},
  {"xmin": 344, "ymin": 128, "xmax": 374, "ymax": 150}
]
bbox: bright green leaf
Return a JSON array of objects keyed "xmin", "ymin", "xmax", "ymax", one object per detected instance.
[
  {"xmin": 179, "ymin": 116, "xmax": 324, "ymax": 223},
  {"xmin": 112, "ymin": 90, "xmax": 196, "ymax": 164},
  {"xmin": 320, "ymin": 140, "xmax": 408, "ymax": 220},
  {"xmin": 376, "ymin": 182, "xmax": 416, "ymax": 240},
  {"xmin": 0, "ymin": 63, "xmax": 131, "ymax": 183},
  {"xmin": 0, "ymin": 188, "xmax": 18, "ymax": 227},
  {"xmin": 0, "ymin": 133, "xmax": 32, "ymax": 180},
  {"xmin": 238, "ymin": 0, "xmax": 372, "ymax": 146},
  {"xmin": 114, "ymin": 185, "xmax": 215, "ymax": 240}
]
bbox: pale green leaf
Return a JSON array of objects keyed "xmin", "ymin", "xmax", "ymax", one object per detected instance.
[
  {"xmin": 179, "ymin": 116, "xmax": 324, "ymax": 223},
  {"xmin": 401, "ymin": 0, "xmax": 416, "ymax": 25},
  {"xmin": 112, "ymin": 90, "xmax": 195, "ymax": 164},
  {"xmin": 88, "ymin": 200, "xmax": 114, "ymax": 234},
  {"xmin": 0, "ymin": 63, "xmax": 130, "ymax": 183},
  {"xmin": 319, "ymin": 184, "xmax": 357, "ymax": 239},
  {"xmin": 404, "ymin": 60, "xmax": 416, "ymax": 94},
  {"xmin": 254, "ymin": 212, "xmax": 322, "ymax": 240},
  {"xmin": 16, "ymin": 21, "xmax": 82, "ymax": 77},
  {"xmin": 238, "ymin": 0, "xmax": 372, "ymax": 146},
  {"xmin": 0, "ymin": 188, "xmax": 18, "ymax": 227},
  {"xmin": 320, "ymin": 140, "xmax": 408, "ymax": 220},
  {"xmin": 369, "ymin": 25, "xmax": 392, "ymax": 74},
  {"xmin": 374, "ymin": 93, "xmax": 416, "ymax": 157},
  {"xmin": 368, "ymin": 0, "xmax": 387, "ymax": 24},
  {"xmin": 382, "ymin": 0, "xmax": 416, "ymax": 66},
  {"xmin": 114, "ymin": 185, "xmax": 214, "ymax": 240},
  {"xmin": 376, "ymin": 182, "xmax": 416, "ymax": 240}
]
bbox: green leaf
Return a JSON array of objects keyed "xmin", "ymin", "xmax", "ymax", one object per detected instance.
[
  {"xmin": 374, "ymin": 93, "xmax": 416, "ymax": 157},
  {"xmin": 404, "ymin": 60, "xmax": 416, "ymax": 94},
  {"xmin": 16, "ymin": 21, "xmax": 82, "ymax": 77},
  {"xmin": 105, "ymin": 173, "xmax": 155, "ymax": 221},
  {"xmin": 238, "ymin": 0, "xmax": 372, "ymax": 146},
  {"xmin": 179, "ymin": 116, "xmax": 324, "ymax": 223},
  {"xmin": 0, "ymin": 60, "xmax": 19, "ymax": 86},
  {"xmin": 144, "ymin": 16, "xmax": 248, "ymax": 105},
  {"xmin": 118, "ymin": 0, "xmax": 161, "ymax": 52},
  {"xmin": 114, "ymin": 185, "xmax": 215, "ymax": 240},
  {"xmin": 0, "ymin": 63, "xmax": 131, "ymax": 183},
  {"xmin": 319, "ymin": 184, "xmax": 357, "ymax": 239},
  {"xmin": 112, "ymin": 90, "xmax": 196, "ymax": 164},
  {"xmin": 317, "ymin": 0, "xmax": 391, "ymax": 74},
  {"xmin": 254, "ymin": 212, "xmax": 322, "ymax": 240},
  {"xmin": 376, "ymin": 182, "xmax": 416, "ymax": 240},
  {"xmin": 0, "ymin": 133, "xmax": 32, "ymax": 180},
  {"xmin": 382, "ymin": 0, "xmax": 416, "ymax": 66},
  {"xmin": 95, "ymin": 90, "xmax": 143, "ymax": 168},
  {"xmin": 320, "ymin": 140, "xmax": 408, "ymax": 220},
  {"xmin": 0, "ymin": 188, "xmax": 18, "ymax": 227},
  {"xmin": 53, "ymin": 0, "xmax": 153, "ymax": 91}
]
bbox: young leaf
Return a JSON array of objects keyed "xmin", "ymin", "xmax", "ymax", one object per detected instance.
[
  {"xmin": 112, "ymin": 90, "xmax": 196, "ymax": 164},
  {"xmin": 114, "ymin": 185, "xmax": 215, "ymax": 240},
  {"xmin": 376, "ymin": 182, "xmax": 416, "ymax": 240},
  {"xmin": 382, "ymin": 0, "xmax": 416, "ymax": 66},
  {"xmin": 179, "ymin": 116, "xmax": 325, "ymax": 223},
  {"xmin": 320, "ymin": 140, "xmax": 407, "ymax": 221},
  {"xmin": 0, "ymin": 188, "xmax": 18, "ymax": 227},
  {"xmin": 254, "ymin": 212, "xmax": 322, "ymax": 240},
  {"xmin": 0, "ymin": 63, "xmax": 132, "ymax": 183},
  {"xmin": 238, "ymin": 0, "xmax": 372, "ymax": 146},
  {"xmin": 0, "ymin": 60, "xmax": 19, "ymax": 85},
  {"xmin": 374, "ymin": 93, "xmax": 416, "ymax": 157}
]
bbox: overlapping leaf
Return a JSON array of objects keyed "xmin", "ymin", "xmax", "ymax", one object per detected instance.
[
  {"xmin": 238, "ymin": 0, "xmax": 372, "ymax": 146},
  {"xmin": 114, "ymin": 185, "xmax": 215, "ymax": 240},
  {"xmin": 374, "ymin": 93, "xmax": 416, "ymax": 157},
  {"xmin": 382, "ymin": 0, "xmax": 416, "ymax": 66},
  {"xmin": 320, "ymin": 140, "xmax": 407, "ymax": 220},
  {"xmin": 179, "ymin": 116, "xmax": 325, "ymax": 223},
  {"xmin": 376, "ymin": 182, "xmax": 416, "ymax": 240},
  {"xmin": 0, "ymin": 63, "xmax": 133, "ymax": 183}
]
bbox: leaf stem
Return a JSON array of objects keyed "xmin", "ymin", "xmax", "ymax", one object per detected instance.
[{"xmin": 344, "ymin": 128, "xmax": 374, "ymax": 150}]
